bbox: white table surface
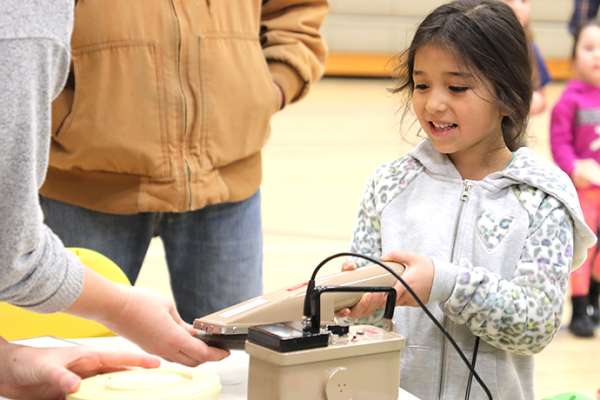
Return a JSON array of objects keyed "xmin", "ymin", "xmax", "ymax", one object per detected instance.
[{"xmin": 3, "ymin": 336, "xmax": 420, "ymax": 400}]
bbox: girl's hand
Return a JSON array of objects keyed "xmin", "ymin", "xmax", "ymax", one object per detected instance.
[
  {"xmin": 382, "ymin": 251, "xmax": 434, "ymax": 307},
  {"xmin": 337, "ymin": 251, "xmax": 434, "ymax": 319},
  {"xmin": 0, "ymin": 340, "xmax": 159, "ymax": 400},
  {"xmin": 341, "ymin": 261, "xmax": 357, "ymax": 272},
  {"xmin": 573, "ymin": 159, "xmax": 600, "ymax": 188},
  {"xmin": 102, "ymin": 287, "xmax": 229, "ymax": 367},
  {"xmin": 337, "ymin": 261, "xmax": 387, "ymax": 318},
  {"xmin": 273, "ymin": 81, "xmax": 285, "ymax": 110}
]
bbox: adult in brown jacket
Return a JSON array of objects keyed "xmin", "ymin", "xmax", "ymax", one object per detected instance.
[{"xmin": 40, "ymin": 0, "xmax": 328, "ymax": 323}]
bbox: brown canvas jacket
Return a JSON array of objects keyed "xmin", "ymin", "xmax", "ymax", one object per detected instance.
[{"xmin": 41, "ymin": 0, "xmax": 327, "ymax": 213}]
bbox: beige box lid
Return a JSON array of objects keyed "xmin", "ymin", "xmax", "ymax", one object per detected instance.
[{"xmin": 246, "ymin": 325, "xmax": 405, "ymax": 366}]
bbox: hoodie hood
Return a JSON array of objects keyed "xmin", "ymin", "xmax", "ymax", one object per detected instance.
[{"xmin": 410, "ymin": 139, "xmax": 596, "ymax": 269}]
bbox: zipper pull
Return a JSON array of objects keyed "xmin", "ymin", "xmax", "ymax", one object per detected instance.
[{"xmin": 461, "ymin": 181, "xmax": 472, "ymax": 202}]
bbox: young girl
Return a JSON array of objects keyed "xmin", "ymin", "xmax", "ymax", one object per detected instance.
[
  {"xmin": 551, "ymin": 20, "xmax": 600, "ymax": 338},
  {"xmin": 339, "ymin": 1, "xmax": 595, "ymax": 399}
]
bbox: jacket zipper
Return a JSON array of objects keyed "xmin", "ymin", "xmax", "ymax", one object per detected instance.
[
  {"xmin": 438, "ymin": 180, "xmax": 472, "ymax": 399},
  {"xmin": 169, "ymin": 0, "xmax": 192, "ymax": 210}
]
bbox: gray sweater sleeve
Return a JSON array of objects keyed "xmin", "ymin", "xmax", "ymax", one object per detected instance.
[{"xmin": 0, "ymin": 37, "xmax": 84, "ymax": 313}]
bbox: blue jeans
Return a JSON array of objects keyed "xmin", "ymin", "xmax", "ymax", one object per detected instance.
[{"xmin": 40, "ymin": 192, "xmax": 263, "ymax": 323}]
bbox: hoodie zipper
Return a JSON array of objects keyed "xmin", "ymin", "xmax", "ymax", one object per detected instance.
[
  {"xmin": 169, "ymin": 0, "xmax": 192, "ymax": 210},
  {"xmin": 438, "ymin": 180, "xmax": 472, "ymax": 399}
]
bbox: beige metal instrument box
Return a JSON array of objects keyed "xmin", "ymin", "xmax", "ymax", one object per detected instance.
[{"xmin": 246, "ymin": 325, "xmax": 405, "ymax": 400}]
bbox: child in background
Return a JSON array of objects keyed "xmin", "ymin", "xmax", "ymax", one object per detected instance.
[
  {"xmin": 569, "ymin": 0, "xmax": 600, "ymax": 37},
  {"xmin": 551, "ymin": 20, "xmax": 600, "ymax": 338},
  {"xmin": 502, "ymin": 0, "xmax": 551, "ymax": 115},
  {"xmin": 338, "ymin": 1, "xmax": 596, "ymax": 399}
]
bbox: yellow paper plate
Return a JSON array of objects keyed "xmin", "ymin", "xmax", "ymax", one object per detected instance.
[{"xmin": 67, "ymin": 368, "xmax": 221, "ymax": 400}]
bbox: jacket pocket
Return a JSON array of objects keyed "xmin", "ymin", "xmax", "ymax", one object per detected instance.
[
  {"xmin": 476, "ymin": 211, "xmax": 515, "ymax": 252},
  {"xmin": 197, "ymin": 35, "xmax": 280, "ymax": 167},
  {"xmin": 51, "ymin": 41, "xmax": 170, "ymax": 178}
]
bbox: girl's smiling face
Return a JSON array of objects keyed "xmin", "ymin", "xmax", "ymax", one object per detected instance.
[
  {"xmin": 411, "ymin": 44, "xmax": 509, "ymax": 176},
  {"xmin": 575, "ymin": 25, "xmax": 600, "ymax": 87}
]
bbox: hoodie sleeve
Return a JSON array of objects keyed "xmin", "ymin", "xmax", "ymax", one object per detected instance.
[
  {"xmin": 260, "ymin": 0, "xmax": 328, "ymax": 106},
  {"xmin": 350, "ymin": 172, "xmax": 383, "ymax": 266},
  {"xmin": 0, "ymin": 38, "xmax": 84, "ymax": 313},
  {"xmin": 431, "ymin": 195, "xmax": 573, "ymax": 355},
  {"xmin": 350, "ymin": 157, "xmax": 424, "ymax": 266},
  {"xmin": 550, "ymin": 89, "xmax": 579, "ymax": 175}
]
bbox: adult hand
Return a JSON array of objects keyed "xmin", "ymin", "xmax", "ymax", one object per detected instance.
[
  {"xmin": 337, "ymin": 251, "xmax": 434, "ymax": 319},
  {"xmin": 0, "ymin": 339, "xmax": 159, "ymax": 400},
  {"xmin": 101, "ymin": 287, "xmax": 230, "ymax": 367},
  {"xmin": 67, "ymin": 268, "xmax": 229, "ymax": 367}
]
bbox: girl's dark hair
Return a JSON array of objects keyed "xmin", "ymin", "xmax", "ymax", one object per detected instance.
[
  {"xmin": 571, "ymin": 19, "xmax": 600, "ymax": 59},
  {"xmin": 393, "ymin": 0, "xmax": 532, "ymax": 151}
]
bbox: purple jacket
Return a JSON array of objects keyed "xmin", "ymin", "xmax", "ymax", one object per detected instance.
[{"xmin": 551, "ymin": 79, "xmax": 600, "ymax": 176}]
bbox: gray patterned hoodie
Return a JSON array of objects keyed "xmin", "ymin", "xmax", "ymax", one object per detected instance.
[
  {"xmin": 350, "ymin": 140, "xmax": 596, "ymax": 400},
  {"xmin": 0, "ymin": 1, "xmax": 84, "ymax": 312}
]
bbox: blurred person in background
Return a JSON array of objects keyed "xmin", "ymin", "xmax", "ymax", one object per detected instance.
[
  {"xmin": 551, "ymin": 20, "xmax": 600, "ymax": 338},
  {"xmin": 502, "ymin": 0, "xmax": 551, "ymax": 115},
  {"xmin": 569, "ymin": 0, "xmax": 600, "ymax": 37}
]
